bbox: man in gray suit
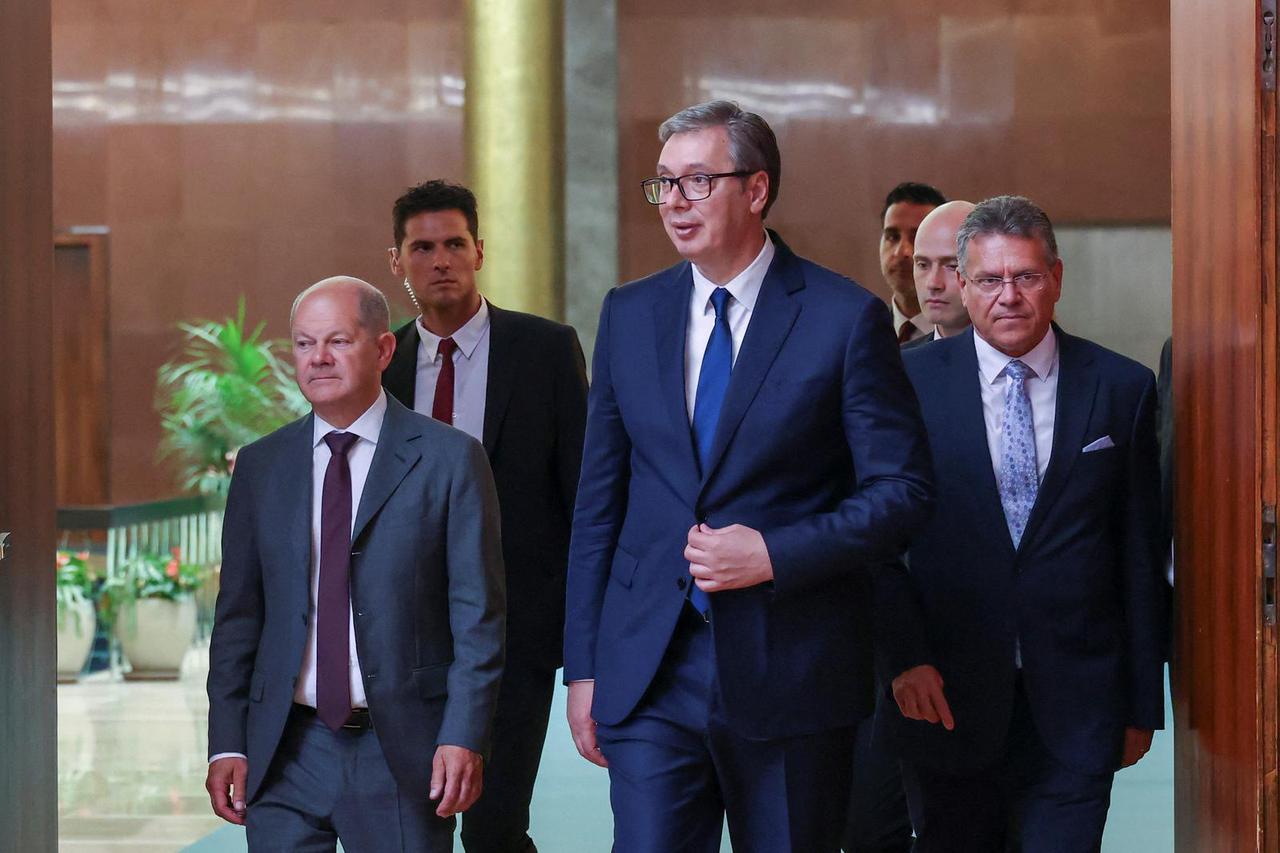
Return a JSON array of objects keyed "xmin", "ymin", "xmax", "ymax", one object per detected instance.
[{"xmin": 205, "ymin": 277, "xmax": 506, "ymax": 851}]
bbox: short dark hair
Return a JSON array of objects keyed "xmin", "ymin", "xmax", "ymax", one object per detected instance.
[
  {"xmin": 879, "ymin": 181, "xmax": 947, "ymax": 221},
  {"xmin": 393, "ymin": 180, "xmax": 479, "ymax": 247}
]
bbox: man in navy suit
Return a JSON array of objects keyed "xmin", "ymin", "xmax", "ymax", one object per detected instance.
[
  {"xmin": 879, "ymin": 196, "xmax": 1166, "ymax": 852},
  {"xmin": 563, "ymin": 99, "xmax": 934, "ymax": 852}
]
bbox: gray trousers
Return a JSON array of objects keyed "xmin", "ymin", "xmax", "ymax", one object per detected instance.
[{"xmin": 246, "ymin": 709, "xmax": 455, "ymax": 852}]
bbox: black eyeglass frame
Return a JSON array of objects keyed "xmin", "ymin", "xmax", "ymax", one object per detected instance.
[{"xmin": 640, "ymin": 170, "xmax": 756, "ymax": 204}]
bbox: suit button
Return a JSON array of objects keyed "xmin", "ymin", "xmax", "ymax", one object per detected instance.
[{"xmin": 676, "ymin": 577, "xmax": 687, "ymax": 590}]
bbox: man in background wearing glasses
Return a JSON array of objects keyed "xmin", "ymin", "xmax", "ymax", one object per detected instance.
[
  {"xmin": 878, "ymin": 195, "xmax": 1166, "ymax": 851},
  {"xmin": 563, "ymin": 99, "xmax": 934, "ymax": 852}
]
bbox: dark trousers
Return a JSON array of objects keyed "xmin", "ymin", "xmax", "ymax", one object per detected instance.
[
  {"xmin": 901, "ymin": 681, "xmax": 1114, "ymax": 853},
  {"xmin": 246, "ymin": 708, "xmax": 455, "ymax": 852},
  {"xmin": 843, "ymin": 704, "xmax": 913, "ymax": 853},
  {"xmin": 596, "ymin": 609, "xmax": 857, "ymax": 853},
  {"xmin": 460, "ymin": 649, "xmax": 557, "ymax": 853}
]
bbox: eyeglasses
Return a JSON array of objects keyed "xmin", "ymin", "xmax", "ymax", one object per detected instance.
[
  {"xmin": 964, "ymin": 272, "xmax": 1050, "ymax": 295},
  {"xmin": 640, "ymin": 171, "xmax": 754, "ymax": 205}
]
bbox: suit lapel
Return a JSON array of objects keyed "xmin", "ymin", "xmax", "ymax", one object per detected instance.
[
  {"xmin": 1018, "ymin": 326, "xmax": 1097, "ymax": 553},
  {"xmin": 653, "ymin": 264, "xmax": 702, "ymax": 486},
  {"xmin": 696, "ymin": 245, "xmax": 801, "ymax": 490},
  {"xmin": 383, "ymin": 321, "xmax": 419, "ymax": 410},
  {"xmin": 945, "ymin": 330, "xmax": 1016, "ymax": 559},
  {"xmin": 266, "ymin": 415, "xmax": 315, "ymax": 591},
  {"xmin": 351, "ymin": 398, "xmax": 423, "ymax": 545},
  {"xmin": 481, "ymin": 303, "xmax": 517, "ymax": 458}
]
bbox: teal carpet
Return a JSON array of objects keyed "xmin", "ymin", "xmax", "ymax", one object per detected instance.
[{"xmin": 186, "ymin": 670, "xmax": 1174, "ymax": 851}]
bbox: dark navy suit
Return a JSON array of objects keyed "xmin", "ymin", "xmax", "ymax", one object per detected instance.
[
  {"xmin": 877, "ymin": 327, "xmax": 1166, "ymax": 852},
  {"xmin": 565, "ymin": 235, "xmax": 934, "ymax": 852}
]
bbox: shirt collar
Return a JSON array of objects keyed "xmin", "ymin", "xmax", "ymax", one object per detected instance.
[
  {"xmin": 891, "ymin": 298, "xmax": 931, "ymax": 337},
  {"xmin": 974, "ymin": 325, "xmax": 1058, "ymax": 385},
  {"xmin": 313, "ymin": 388, "xmax": 387, "ymax": 448},
  {"xmin": 415, "ymin": 297, "xmax": 490, "ymax": 361},
  {"xmin": 690, "ymin": 232, "xmax": 775, "ymax": 315}
]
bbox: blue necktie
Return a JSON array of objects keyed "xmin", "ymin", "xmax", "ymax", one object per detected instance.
[
  {"xmin": 998, "ymin": 359, "xmax": 1039, "ymax": 548},
  {"xmin": 688, "ymin": 287, "xmax": 733, "ymax": 616}
]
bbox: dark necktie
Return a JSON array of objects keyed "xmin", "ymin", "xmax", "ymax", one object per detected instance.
[
  {"xmin": 898, "ymin": 321, "xmax": 915, "ymax": 345},
  {"xmin": 432, "ymin": 338, "xmax": 457, "ymax": 425},
  {"xmin": 689, "ymin": 287, "xmax": 733, "ymax": 616},
  {"xmin": 317, "ymin": 431, "xmax": 359, "ymax": 731}
]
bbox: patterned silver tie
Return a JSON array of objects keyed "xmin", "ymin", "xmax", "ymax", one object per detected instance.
[{"xmin": 998, "ymin": 359, "xmax": 1039, "ymax": 548}]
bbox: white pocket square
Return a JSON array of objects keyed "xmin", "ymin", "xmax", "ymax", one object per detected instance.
[{"xmin": 1082, "ymin": 435, "xmax": 1115, "ymax": 453}]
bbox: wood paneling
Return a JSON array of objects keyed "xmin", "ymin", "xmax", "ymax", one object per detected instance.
[
  {"xmin": 54, "ymin": 232, "xmax": 111, "ymax": 505},
  {"xmin": 1170, "ymin": 0, "xmax": 1271, "ymax": 850},
  {"xmin": 615, "ymin": 1, "xmax": 1172, "ymax": 292},
  {"xmin": 51, "ymin": 1, "xmax": 466, "ymax": 502},
  {"xmin": 0, "ymin": 0, "xmax": 58, "ymax": 848}
]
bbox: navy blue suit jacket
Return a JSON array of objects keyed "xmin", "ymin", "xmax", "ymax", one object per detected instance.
[
  {"xmin": 564, "ymin": 234, "xmax": 934, "ymax": 740},
  {"xmin": 877, "ymin": 326, "xmax": 1166, "ymax": 776}
]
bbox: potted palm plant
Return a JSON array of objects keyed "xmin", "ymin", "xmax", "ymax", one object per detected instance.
[
  {"xmin": 101, "ymin": 547, "xmax": 206, "ymax": 679},
  {"xmin": 155, "ymin": 297, "xmax": 308, "ymax": 498},
  {"xmin": 56, "ymin": 550, "xmax": 99, "ymax": 682}
]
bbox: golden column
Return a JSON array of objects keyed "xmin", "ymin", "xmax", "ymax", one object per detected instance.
[{"xmin": 465, "ymin": 0, "xmax": 564, "ymax": 319}]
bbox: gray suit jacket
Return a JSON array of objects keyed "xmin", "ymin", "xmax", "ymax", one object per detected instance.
[{"xmin": 207, "ymin": 395, "xmax": 506, "ymax": 803}]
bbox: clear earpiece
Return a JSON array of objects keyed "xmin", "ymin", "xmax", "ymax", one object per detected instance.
[{"xmin": 402, "ymin": 278, "xmax": 422, "ymax": 313}]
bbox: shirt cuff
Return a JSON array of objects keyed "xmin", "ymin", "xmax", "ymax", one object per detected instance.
[{"xmin": 209, "ymin": 752, "xmax": 247, "ymax": 764}]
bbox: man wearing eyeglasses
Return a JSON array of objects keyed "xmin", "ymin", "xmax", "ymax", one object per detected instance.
[
  {"xmin": 878, "ymin": 196, "xmax": 1166, "ymax": 852},
  {"xmin": 563, "ymin": 99, "xmax": 934, "ymax": 852}
]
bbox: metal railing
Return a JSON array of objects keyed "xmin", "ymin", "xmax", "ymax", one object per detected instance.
[{"xmin": 58, "ymin": 495, "xmax": 224, "ymax": 676}]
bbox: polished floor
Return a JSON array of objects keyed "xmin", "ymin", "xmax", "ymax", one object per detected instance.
[{"xmin": 58, "ymin": 648, "xmax": 1173, "ymax": 851}]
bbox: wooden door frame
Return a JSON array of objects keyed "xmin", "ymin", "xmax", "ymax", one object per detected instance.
[
  {"xmin": 0, "ymin": 0, "xmax": 57, "ymax": 848},
  {"xmin": 1171, "ymin": 0, "xmax": 1277, "ymax": 850},
  {"xmin": 53, "ymin": 228, "xmax": 112, "ymax": 505}
]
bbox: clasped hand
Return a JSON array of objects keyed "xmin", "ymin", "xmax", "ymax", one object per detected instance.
[{"xmin": 683, "ymin": 523, "xmax": 773, "ymax": 592}]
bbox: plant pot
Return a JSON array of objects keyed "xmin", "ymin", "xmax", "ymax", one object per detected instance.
[
  {"xmin": 115, "ymin": 597, "xmax": 197, "ymax": 680},
  {"xmin": 56, "ymin": 599, "xmax": 96, "ymax": 683}
]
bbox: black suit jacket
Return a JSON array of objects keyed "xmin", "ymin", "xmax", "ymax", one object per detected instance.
[
  {"xmin": 383, "ymin": 303, "xmax": 588, "ymax": 670},
  {"xmin": 207, "ymin": 397, "xmax": 506, "ymax": 802},
  {"xmin": 878, "ymin": 326, "xmax": 1166, "ymax": 776}
]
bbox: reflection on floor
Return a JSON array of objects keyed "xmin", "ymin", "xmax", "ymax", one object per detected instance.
[
  {"xmin": 59, "ymin": 647, "xmax": 1173, "ymax": 852},
  {"xmin": 58, "ymin": 645, "xmax": 223, "ymax": 852}
]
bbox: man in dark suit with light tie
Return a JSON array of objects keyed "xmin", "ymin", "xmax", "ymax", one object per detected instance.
[
  {"xmin": 564, "ymin": 99, "xmax": 934, "ymax": 852},
  {"xmin": 205, "ymin": 277, "xmax": 505, "ymax": 851},
  {"xmin": 381, "ymin": 180, "xmax": 588, "ymax": 853},
  {"xmin": 879, "ymin": 196, "xmax": 1166, "ymax": 852}
]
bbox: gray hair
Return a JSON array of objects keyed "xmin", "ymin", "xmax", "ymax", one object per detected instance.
[
  {"xmin": 658, "ymin": 100, "xmax": 782, "ymax": 218},
  {"xmin": 956, "ymin": 195, "xmax": 1059, "ymax": 275},
  {"xmin": 290, "ymin": 276, "xmax": 390, "ymax": 334}
]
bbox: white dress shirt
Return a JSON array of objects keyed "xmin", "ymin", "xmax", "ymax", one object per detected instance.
[
  {"xmin": 294, "ymin": 389, "xmax": 388, "ymax": 708},
  {"xmin": 973, "ymin": 327, "xmax": 1059, "ymax": 485},
  {"xmin": 685, "ymin": 234, "xmax": 775, "ymax": 420},
  {"xmin": 973, "ymin": 328, "xmax": 1057, "ymax": 668},
  {"xmin": 209, "ymin": 391, "xmax": 387, "ymax": 764},
  {"xmin": 414, "ymin": 298, "xmax": 491, "ymax": 442},
  {"xmin": 892, "ymin": 299, "xmax": 931, "ymax": 342}
]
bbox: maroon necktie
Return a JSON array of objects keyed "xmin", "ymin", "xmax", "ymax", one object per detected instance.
[
  {"xmin": 317, "ymin": 431, "xmax": 359, "ymax": 731},
  {"xmin": 898, "ymin": 321, "xmax": 915, "ymax": 345},
  {"xmin": 432, "ymin": 338, "xmax": 457, "ymax": 425}
]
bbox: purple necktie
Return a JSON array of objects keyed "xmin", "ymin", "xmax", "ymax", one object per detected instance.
[{"xmin": 317, "ymin": 431, "xmax": 359, "ymax": 731}]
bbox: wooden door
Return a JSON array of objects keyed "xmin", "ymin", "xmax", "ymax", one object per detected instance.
[
  {"xmin": 53, "ymin": 231, "xmax": 111, "ymax": 506},
  {"xmin": 1171, "ymin": 0, "xmax": 1278, "ymax": 849},
  {"xmin": 0, "ymin": 0, "xmax": 58, "ymax": 848}
]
